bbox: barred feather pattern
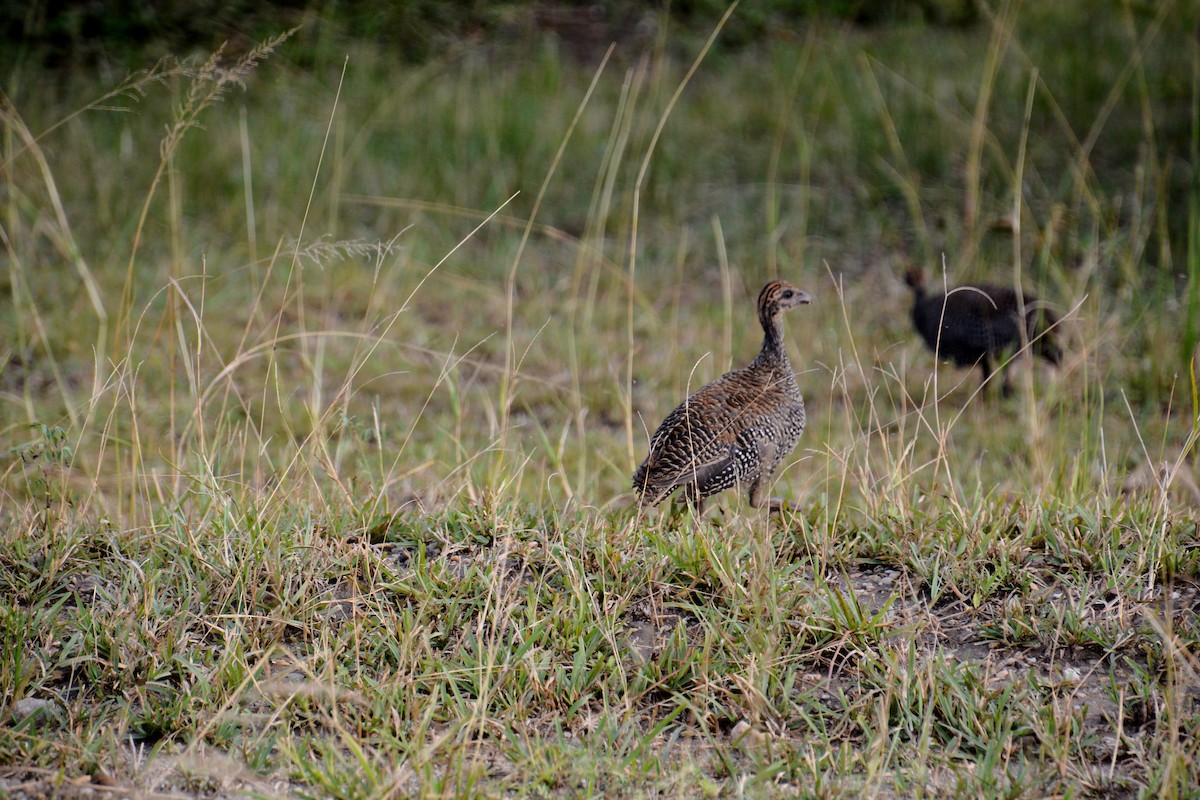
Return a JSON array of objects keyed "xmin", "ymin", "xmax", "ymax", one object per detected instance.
[{"xmin": 633, "ymin": 280, "xmax": 811, "ymax": 513}]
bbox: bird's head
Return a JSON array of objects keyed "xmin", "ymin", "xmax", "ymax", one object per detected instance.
[
  {"xmin": 758, "ymin": 280, "xmax": 812, "ymax": 321},
  {"xmin": 903, "ymin": 267, "xmax": 927, "ymax": 292}
]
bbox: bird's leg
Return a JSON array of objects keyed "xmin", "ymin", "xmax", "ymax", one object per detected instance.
[
  {"xmin": 681, "ymin": 484, "xmax": 707, "ymax": 518},
  {"xmin": 748, "ymin": 479, "xmax": 768, "ymax": 508},
  {"xmin": 749, "ymin": 443, "xmax": 787, "ymax": 513},
  {"xmin": 1000, "ymin": 367, "xmax": 1014, "ymax": 398},
  {"xmin": 749, "ymin": 486, "xmax": 788, "ymax": 514},
  {"xmin": 665, "ymin": 496, "xmax": 685, "ymax": 520},
  {"xmin": 979, "ymin": 358, "xmax": 994, "ymax": 394},
  {"xmin": 984, "ymin": 354, "xmax": 1014, "ymax": 397}
]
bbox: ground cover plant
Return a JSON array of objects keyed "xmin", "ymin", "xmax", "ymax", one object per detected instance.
[{"xmin": 2, "ymin": 1, "xmax": 1199, "ymax": 797}]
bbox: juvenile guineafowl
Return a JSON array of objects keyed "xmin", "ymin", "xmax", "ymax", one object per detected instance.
[
  {"xmin": 904, "ymin": 267, "xmax": 1062, "ymax": 396},
  {"xmin": 633, "ymin": 280, "xmax": 812, "ymax": 515}
]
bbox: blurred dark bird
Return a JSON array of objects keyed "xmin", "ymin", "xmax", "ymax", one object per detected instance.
[
  {"xmin": 633, "ymin": 280, "xmax": 811, "ymax": 515},
  {"xmin": 904, "ymin": 267, "xmax": 1062, "ymax": 396}
]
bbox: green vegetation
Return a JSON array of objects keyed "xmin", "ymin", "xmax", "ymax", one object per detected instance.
[{"xmin": 2, "ymin": 2, "xmax": 1198, "ymax": 796}]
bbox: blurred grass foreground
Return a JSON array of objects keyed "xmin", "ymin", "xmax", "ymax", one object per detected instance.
[{"xmin": 2, "ymin": 1, "xmax": 1200, "ymax": 797}]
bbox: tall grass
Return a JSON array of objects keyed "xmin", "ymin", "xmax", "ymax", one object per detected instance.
[{"xmin": 2, "ymin": 3, "xmax": 1198, "ymax": 797}]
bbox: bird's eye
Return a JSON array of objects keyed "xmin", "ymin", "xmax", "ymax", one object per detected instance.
[{"xmin": 782, "ymin": 290, "xmax": 793, "ymax": 298}]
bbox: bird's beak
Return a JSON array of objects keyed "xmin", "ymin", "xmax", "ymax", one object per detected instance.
[{"xmin": 797, "ymin": 291, "xmax": 813, "ymax": 304}]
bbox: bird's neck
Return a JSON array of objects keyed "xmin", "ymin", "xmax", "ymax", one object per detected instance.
[
  {"xmin": 909, "ymin": 287, "xmax": 928, "ymax": 321},
  {"xmin": 756, "ymin": 315, "xmax": 790, "ymax": 368}
]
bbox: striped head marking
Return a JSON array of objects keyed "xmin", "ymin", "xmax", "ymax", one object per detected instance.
[{"xmin": 758, "ymin": 280, "xmax": 812, "ymax": 321}]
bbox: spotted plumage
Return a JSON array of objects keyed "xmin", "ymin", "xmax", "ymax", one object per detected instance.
[
  {"xmin": 905, "ymin": 267, "xmax": 1062, "ymax": 395},
  {"xmin": 633, "ymin": 280, "xmax": 811, "ymax": 515}
]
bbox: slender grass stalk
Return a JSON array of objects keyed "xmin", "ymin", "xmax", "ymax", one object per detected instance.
[
  {"xmin": 626, "ymin": 0, "xmax": 740, "ymax": 468},
  {"xmin": 496, "ymin": 45, "xmax": 613, "ymax": 492},
  {"xmin": 1184, "ymin": 31, "xmax": 1200, "ymax": 389},
  {"xmin": 961, "ymin": 0, "xmax": 1016, "ymax": 274},
  {"xmin": 859, "ymin": 54, "xmax": 929, "ymax": 260}
]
